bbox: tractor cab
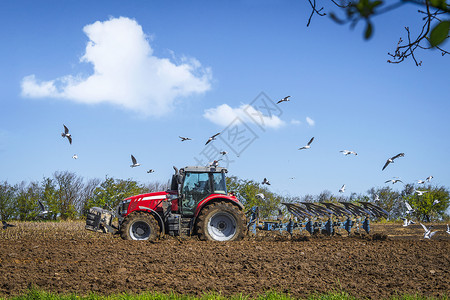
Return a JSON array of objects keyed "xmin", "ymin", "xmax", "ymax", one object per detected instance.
[{"xmin": 174, "ymin": 166, "xmax": 228, "ymax": 216}]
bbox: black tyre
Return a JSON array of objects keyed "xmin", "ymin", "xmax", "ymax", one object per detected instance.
[
  {"xmin": 120, "ymin": 212, "xmax": 160, "ymax": 241},
  {"xmin": 196, "ymin": 202, "xmax": 245, "ymax": 241}
]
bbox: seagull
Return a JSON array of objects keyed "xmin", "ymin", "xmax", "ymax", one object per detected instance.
[
  {"xmin": 262, "ymin": 178, "xmax": 271, "ymax": 185},
  {"xmin": 382, "ymin": 153, "xmax": 405, "ymax": 171},
  {"xmin": 61, "ymin": 124, "xmax": 72, "ymax": 144},
  {"xmin": 426, "ymin": 175, "xmax": 433, "ymax": 182},
  {"xmin": 433, "ymin": 199, "xmax": 440, "ymax": 205},
  {"xmin": 446, "ymin": 224, "xmax": 450, "ymax": 235},
  {"xmin": 415, "ymin": 190, "xmax": 428, "ymax": 196},
  {"xmin": 147, "ymin": 169, "xmax": 155, "ymax": 173},
  {"xmin": 209, "ymin": 159, "xmax": 221, "ymax": 167},
  {"xmin": 385, "ymin": 178, "xmax": 403, "ymax": 184},
  {"xmin": 375, "ymin": 194, "xmax": 380, "ymax": 201},
  {"xmin": 340, "ymin": 150, "xmax": 357, "ymax": 156},
  {"xmin": 277, "ymin": 96, "xmax": 291, "ymax": 104},
  {"xmin": 205, "ymin": 133, "xmax": 220, "ymax": 145},
  {"xmin": 405, "ymin": 201, "xmax": 415, "ymax": 214},
  {"xmin": 339, "ymin": 184, "xmax": 346, "ymax": 193},
  {"xmin": 420, "ymin": 223, "xmax": 438, "ymax": 239},
  {"xmin": 401, "ymin": 217, "xmax": 415, "ymax": 227},
  {"xmin": 220, "ymin": 151, "xmax": 228, "ymax": 155},
  {"xmin": 179, "ymin": 136, "xmax": 192, "ymax": 142},
  {"xmin": 417, "ymin": 180, "xmax": 426, "ymax": 184},
  {"xmin": 298, "ymin": 137, "xmax": 314, "ymax": 150},
  {"xmin": 2, "ymin": 220, "xmax": 16, "ymax": 230},
  {"xmin": 256, "ymin": 193, "xmax": 265, "ymax": 200},
  {"xmin": 37, "ymin": 200, "xmax": 51, "ymax": 218},
  {"xmin": 130, "ymin": 155, "xmax": 140, "ymax": 168},
  {"xmin": 72, "ymin": 154, "xmax": 78, "ymax": 159}
]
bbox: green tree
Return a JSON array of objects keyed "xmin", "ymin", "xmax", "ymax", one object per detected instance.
[
  {"xmin": 0, "ymin": 181, "xmax": 16, "ymax": 220},
  {"xmin": 16, "ymin": 181, "xmax": 41, "ymax": 220},
  {"xmin": 404, "ymin": 185, "xmax": 449, "ymax": 221},
  {"xmin": 54, "ymin": 171, "xmax": 83, "ymax": 220},
  {"xmin": 41, "ymin": 177, "xmax": 59, "ymax": 220}
]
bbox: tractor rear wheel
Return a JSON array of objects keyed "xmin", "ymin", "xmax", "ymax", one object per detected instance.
[
  {"xmin": 120, "ymin": 212, "xmax": 160, "ymax": 241},
  {"xmin": 196, "ymin": 202, "xmax": 245, "ymax": 241}
]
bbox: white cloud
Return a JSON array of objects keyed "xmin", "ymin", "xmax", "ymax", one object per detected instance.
[
  {"xmin": 306, "ymin": 116, "xmax": 315, "ymax": 127},
  {"xmin": 203, "ymin": 104, "xmax": 285, "ymax": 129},
  {"xmin": 290, "ymin": 119, "xmax": 301, "ymax": 125},
  {"xmin": 21, "ymin": 17, "xmax": 212, "ymax": 116}
]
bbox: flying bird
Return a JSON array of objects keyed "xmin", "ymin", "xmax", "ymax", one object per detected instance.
[
  {"xmin": 256, "ymin": 193, "xmax": 265, "ymax": 200},
  {"xmin": 446, "ymin": 224, "xmax": 450, "ymax": 235},
  {"xmin": 420, "ymin": 223, "xmax": 438, "ymax": 239},
  {"xmin": 147, "ymin": 169, "xmax": 155, "ymax": 174},
  {"xmin": 426, "ymin": 175, "xmax": 434, "ymax": 182},
  {"xmin": 415, "ymin": 190, "xmax": 428, "ymax": 196},
  {"xmin": 2, "ymin": 220, "xmax": 15, "ymax": 230},
  {"xmin": 405, "ymin": 201, "xmax": 415, "ymax": 215},
  {"xmin": 433, "ymin": 199, "xmax": 440, "ymax": 205},
  {"xmin": 209, "ymin": 159, "xmax": 221, "ymax": 167},
  {"xmin": 339, "ymin": 184, "xmax": 346, "ymax": 193},
  {"xmin": 382, "ymin": 153, "xmax": 405, "ymax": 171},
  {"xmin": 401, "ymin": 217, "xmax": 415, "ymax": 227},
  {"xmin": 298, "ymin": 137, "xmax": 314, "ymax": 150},
  {"xmin": 179, "ymin": 136, "xmax": 192, "ymax": 142},
  {"xmin": 130, "ymin": 155, "xmax": 140, "ymax": 168},
  {"xmin": 375, "ymin": 194, "xmax": 380, "ymax": 202},
  {"xmin": 61, "ymin": 124, "xmax": 72, "ymax": 144},
  {"xmin": 385, "ymin": 178, "xmax": 403, "ymax": 184},
  {"xmin": 277, "ymin": 96, "xmax": 291, "ymax": 104},
  {"xmin": 340, "ymin": 150, "xmax": 357, "ymax": 156},
  {"xmin": 205, "ymin": 133, "xmax": 220, "ymax": 145},
  {"xmin": 72, "ymin": 154, "xmax": 78, "ymax": 159},
  {"xmin": 220, "ymin": 151, "xmax": 228, "ymax": 155},
  {"xmin": 417, "ymin": 180, "xmax": 425, "ymax": 184},
  {"xmin": 262, "ymin": 178, "xmax": 271, "ymax": 185},
  {"xmin": 37, "ymin": 200, "xmax": 52, "ymax": 218}
]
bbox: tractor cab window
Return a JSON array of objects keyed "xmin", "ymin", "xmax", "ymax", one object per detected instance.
[
  {"xmin": 181, "ymin": 172, "xmax": 211, "ymax": 216},
  {"xmin": 212, "ymin": 172, "xmax": 227, "ymax": 195}
]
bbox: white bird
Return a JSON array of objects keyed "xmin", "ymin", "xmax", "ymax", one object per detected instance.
[
  {"xmin": 417, "ymin": 180, "xmax": 426, "ymax": 184},
  {"xmin": 385, "ymin": 178, "xmax": 403, "ymax": 184},
  {"xmin": 220, "ymin": 151, "xmax": 228, "ymax": 155},
  {"xmin": 340, "ymin": 150, "xmax": 357, "ymax": 156},
  {"xmin": 415, "ymin": 190, "xmax": 428, "ymax": 196},
  {"xmin": 130, "ymin": 155, "xmax": 140, "ymax": 168},
  {"xmin": 179, "ymin": 136, "xmax": 192, "ymax": 142},
  {"xmin": 205, "ymin": 133, "xmax": 220, "ymax": 145},
  {"xmin": 401, "ymin": 217, "xmax": 415, "ymax": 227},
  {"xmin": 446, "ymin": 224, "xmax": 450, "ymax": 235},
  {"xmin": 262, "ymin": 178, "xmax": 271, "ymax": 185},
  {"xmin": 208, "ymin": 159, "xmax": 221, "ymax": 167},
  {"xmin": 420, "ymin": 223, "xmax": 438, "ymax": 239},
  {"xmin": 426, "ymin": 175, "xmax": 433, "ymax": 182},
  {"xmin": 72, "ymin": 154, "xmax": 78, "ymax": 159},
  {"xmin": 298, "ymin": 137, "xmax": 314, "ymax": 150},
  {"xmin": 256, "ymin": 193, "xmax": 265, "ymax": 200},
  {"xmin": 405, "ymin": 202, "xmax": 415, "ymax": 214},
  {"xmin": 382, "ymin": 152, "xmax": 405, "ymax": 171},
  {"xmin": 37, "ymin": 200, "xmax": 51, "ymax": 218},
  {"xmin": 61, "ymin": 124, "xmax": 72, "ymax": 144},
  {"xmin": 339, "ymin": 184, "xmax": 346, "ymax": 193},
  {"xmin": 277, "ymin": 96, "xmax": 291, "ymax": 104},
  {"xmin": 433, "ymin": 199, "xmax": 440, "ymax": 205},
  {"xmin": 147, "ymin": 169, "xmax": 155, "ymax": 173},
  {"xmin": 375, "ymin": 194, "xmax": 380, "ymax": 201}
]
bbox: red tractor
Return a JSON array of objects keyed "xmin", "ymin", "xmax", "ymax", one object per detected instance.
[{"xmin": 85, "ymin": 166, "xmax": 246, "ymax": 241}]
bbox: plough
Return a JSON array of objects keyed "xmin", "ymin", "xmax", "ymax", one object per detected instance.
[{"xmin": 247, "ymin": 201, "xmax": 388, "ymax": 236}]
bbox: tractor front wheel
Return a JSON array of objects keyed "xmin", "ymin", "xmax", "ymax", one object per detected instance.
[
  {"xmin": 120, "ymin": 212, "xmax": 160, "ymax": 241},
  {"xmin": 196, "ymin": 202, "xmax": 245, "ymax": 241}
]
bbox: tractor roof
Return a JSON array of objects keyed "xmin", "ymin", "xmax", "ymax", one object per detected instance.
[{"xmin": 182, "ymin": 166, "xmax": 228, "ymax": 173}]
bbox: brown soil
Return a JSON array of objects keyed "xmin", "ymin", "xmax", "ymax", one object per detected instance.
[{"xmin": 0, "ymin": 222, "xmax": 449, "ymax": 299}]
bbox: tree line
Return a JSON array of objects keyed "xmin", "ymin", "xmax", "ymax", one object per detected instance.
[{"xmin": 0, "ymin": 171, "xmax": 448, "ymax": 222}]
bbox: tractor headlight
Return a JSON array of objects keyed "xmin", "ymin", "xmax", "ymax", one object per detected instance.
[{"xmin": 119, "ymin": 200, "xmax": 131, "ymax": 216}]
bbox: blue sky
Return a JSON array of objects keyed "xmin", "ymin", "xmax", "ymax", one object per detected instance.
[{"xmin": 0, "ymin": 0, "xmax": 449, "ymax": 201}]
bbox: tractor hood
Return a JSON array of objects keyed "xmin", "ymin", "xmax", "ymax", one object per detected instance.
[{"xmin": 121, "ymin": 190, "xmax": 178, "ymax": 216}]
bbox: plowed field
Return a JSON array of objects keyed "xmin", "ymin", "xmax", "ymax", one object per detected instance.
[{"xmin": 0, "ymin": 222, "xmax": 449, "ymax": 299}]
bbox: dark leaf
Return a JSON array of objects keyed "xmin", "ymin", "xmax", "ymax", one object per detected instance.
[
  {"xmin": 430, "ymin": 0, "xmax": 447, "ymax": 9},
  {"xmin": 364, "ymin": 21, "xmax": 373, "ymax": 39},
  {"xmin": 429, "ymin": 21, "xmax": 450, "ymax": 47}
]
